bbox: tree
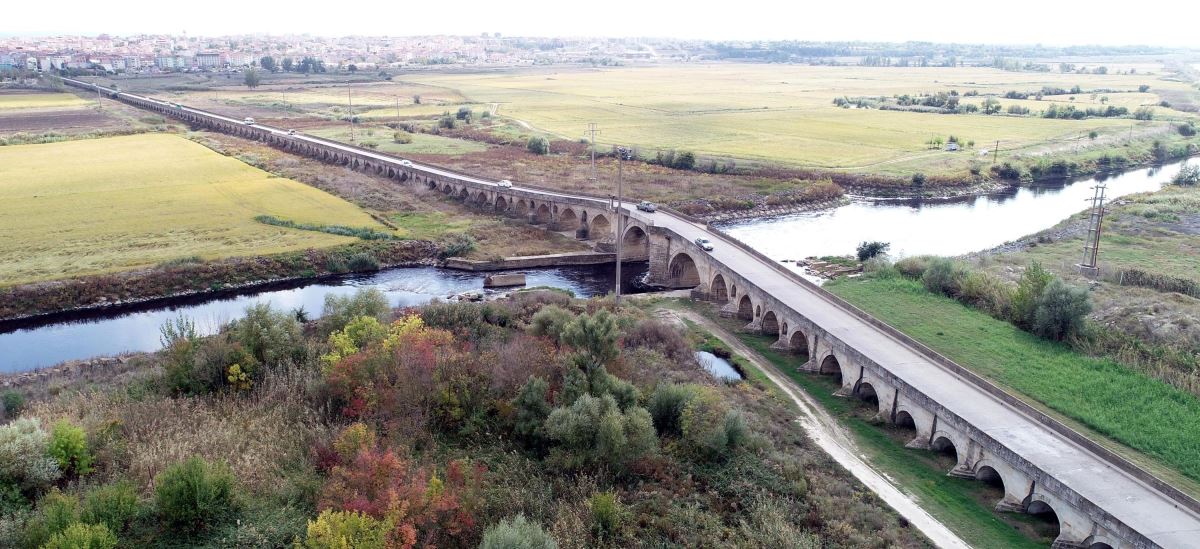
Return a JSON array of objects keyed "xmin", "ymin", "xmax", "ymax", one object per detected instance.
[
  {"xmin": 513, "ymin": 377, "xmax": 552, "ymax": 446},
  {"xmin": 1032, "ymin": 278, "xmax": 1092, "ymax": 341},
  {"xmin": 856, "ymin": 241, "xmax": 890, "ymax": 261},
  {"xmin": 456, "ymin": 106, "xmax": 473, "ymax": 121},
  {"xmin": 982, "ymin": 97, "xmax": 1002, "ymax": 115},
  {"xmin": 1138, "ymin": 84, "xmax": 1151, "ymax": 93},
  {"xmin": 243, "ymin": 68, "xmax": 261, "ymax": 88},
  {"xmin": 281, "ymin": 57, "xmax": 294, "ymax": 72},
  {"xmin": 1134, "ymin": 107, "xmax": 1154, "ymax": 121},
  {"xmin": 347, "ymin": 64, "xmax": 358, "ymax": 72},
  {"xmin": 672, "ymin": 151, "xmax": 696, "ymax": 170},
  {"xmin": 526, "ymin": 136, "xmax": 549, "ymax": 155},
  {"xmin": 412, "ymin": 94, "xmax": 421, "ymax": 104},
  {"xmin": 561, "ymin": 310, "xmax": 620, "ymax": 371},
  {"xmin": 259, "ymin": 56, "xmax": 277, "ymax": 72},
  {"xmin": 1010, "ymin": 262, "xmax": 1054, "ymax": 329}
]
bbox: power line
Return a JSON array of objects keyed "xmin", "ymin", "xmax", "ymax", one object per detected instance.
[{"xmin": 1078, "ymin": 184, "xmax": 1107, "ymax": 276}]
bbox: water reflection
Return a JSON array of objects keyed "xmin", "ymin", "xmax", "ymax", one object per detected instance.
[
  {"xmin": 721, "ymin": 160, "xmax": 1190, "ymax": 264},
  {"xmin": 696, "ymin": 351, "xmax": 743, "ymax": 381},
  {"xmin": 0, "ymin": 263, "xmax": 648, "ymax": 373}
]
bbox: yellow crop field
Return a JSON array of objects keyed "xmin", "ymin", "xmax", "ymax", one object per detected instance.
[
  {"xmin": 0, "ymin": 133, "xmax": 387, "ymax": 285},
  {"xmin": 0, "ymin": 92, "xmax": 92, "ymax": 110},
  {"xmin": 408, "ymin": 64, "xmax": 1192, "ymax": 174}
]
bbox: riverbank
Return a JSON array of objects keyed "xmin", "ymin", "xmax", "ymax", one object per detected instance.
[
  {"xmin": 0, "ymin": 240, "xmax": 438, "ymax": 323},
  {"xmin": 444, "ymin": 250, "xmax": 616, "ymax": 271}
]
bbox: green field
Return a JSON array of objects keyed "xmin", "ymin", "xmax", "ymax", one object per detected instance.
[
  {"xmin": 0, "ymin": 92, "xmax": 92, "ymax": 110},
  {"xmin": 826, "ymin": 275, "xmax": 1200, "ymax": 485},
  {"xmin": 0, "ymin": 133, "xmax": 387, "ymax": 285},
  {"xmin": 308, "ymin": 125, "xmax": 489, "ymax": 155},
  {"xmin": 406, "ymin": 64, "xmax": 1194, "ymax": 175}
]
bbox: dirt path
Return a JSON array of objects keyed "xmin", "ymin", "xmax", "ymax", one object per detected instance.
[{"xmin": 660, "ymin": 307, "xmax": 971, "ymax": 549}]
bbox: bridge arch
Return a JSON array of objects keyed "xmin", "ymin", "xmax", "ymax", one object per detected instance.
[
  {"xmin": 667, "ymin": 252, "xmax": 702, "ymax": 288},
  {"xmin": 1025, "ymin": 498, "xmax": 1063, "ymax": 542},
  {"xmin": 534, "ymin": 203, "xmax": 553, "ymax": 224},
  {"xmin": 558, "ymin": 207, "xmax": 580, "ymax": 231},
  {"xmin": 495, "ymin": 195, "xmax": 510, "ymax": 212},
  {"xmin": 788, "ymin": 329, "xmax": 809, "ymax": 358},
  {"xmin": 818, "ymin": 354, "xmax": 843, "ymax": 383},
  {"xmin": 589, "ymin": 213, "xmax": 612, "ymax": 240},
  {"xmin": 473, "ymin": 191, "xmax": 489, "ymax": 206},
  {"xmin": 621, "ymin": 225, "xmax": 649, "ymax": 260},
  {"xmin": 736, "ymin": 294, "xmax": 753, "ymax": 320},
  {"xmin": 761, "ymin": 310, "xmax": 780, "ymax": 335},
  {"xmin": 710, "ymin": 273, "xmax": 729, "ymax": 303},
  {"xmin": 458, "ymin": 188, "xmax": 471, "ymax": 200},
  {"xmin": 931, "ymin": 435, "xmax": 959, "ymax": 464}
]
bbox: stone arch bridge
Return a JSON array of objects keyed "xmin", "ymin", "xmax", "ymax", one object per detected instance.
[{"xmin": 64, "ymin": 78, "xmax": 1200, "ymax": 548}]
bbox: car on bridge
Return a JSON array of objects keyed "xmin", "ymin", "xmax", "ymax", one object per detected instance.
[
  {"xmin": 637, "ymin": 201, "xmax": 657, "ymax": 213},
  {"xmin": 399, "ymin": 160, "xmax": 413, "ymax": 167},
  {"xmin": 243, "ymin": 117, "xmax": 255, "ymax": 125},
  {"xmin": 287, "ymin": 129, "xmax": 296, "ymax": 135},
  {"xmin": 694, "ymin": 237, "xmax": 714, "ymax": 251},
  {"xmin": 497, "ymin": 179, "xmax": 513, "ymax": 188}
]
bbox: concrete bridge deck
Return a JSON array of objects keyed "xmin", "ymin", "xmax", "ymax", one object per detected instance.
[{"xmin": 63, "ymin": 77, "xmax": 1200, "ymax": 548}]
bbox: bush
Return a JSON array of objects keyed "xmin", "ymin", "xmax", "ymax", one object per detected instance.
[
  {"xmin": 155, "ymin": 456, "xmax": 236, "ymax": 533},
  {"xmin": 528, "ymin": 305, "xmax": 574, "ymax": 342},
  {"xmin": 910, "ymin": 172, "xmax": 926, "ymax": 186},
  {"xmin": 855, "ymin": 241, "xmax": 890, "ymax": 262},
  {"xmin": 40, "ymin": 522, "xmax": 117, "ymax": 549},
  {"xmin": 672, "ymin": 151, "xmax": 696, "ymax": 170},
  {"xmin": 647, "ymin": 383, "xmax": 696, "ymax": 436},
  {"xmin": 346, "ymin": 252, "xmax": 381, "ymax": 272},
  {"xmin": 680, "ymin": 387, "xmax": 745, "ymax": 460},
  {"xmin": 299, "ymin": 509, "xmax": 390, "ymax": 549},
  {"xmin": 1134, "ymin": 107, "xmax": 1154, "ymax": 121},
  {"xmin": 439, "ymin": 115, "xmax": 456, "ymax": 129},
  {"xmin": 921, "ymin": 258, "xmax": 965, "ymax": 297},
  {"xmin": 958, "ymin": 270, "xmax": 1015, "ymax": 319},
  {"xmin": 456, "ymin": 106, "xmax": 473, "ymax": 121},
  {"xmin": 991, "ymin": 162, "xmax": 1024, "ymax": 181},
  {"xmin": 48, "ymin": 420, "xmax": 93, "ymax": 477},
  {"xmin": 561, "ymin": 309, "xmax": 621, "ymax": 371},
  {"xmin": 1, "ymin": 390, "xmax": 24, "ymax": 418},
  {"xmin": 1032, "ymin": 278, "xmax": 1092, "ymax": 341},
  {"xmin": 0, "ymin": 418, "xmax": 60, "ymax": 493},
  {"xmin": 513, "ymin": 377, "xmax": 552, "ymax": 446},
  {"xmin": 233, "ymin": 303, "xmax": 305, "ymax": 366},
  {"xmin": 437, "ymin": 233, "xmax": 477, "ymax": 259},
  {"xmin": 526, "ymin": 136, "xmax": 550, "ymax": 155},
  {"xmin": 322, "ymin": 288, "xmax": 391, "ymax": 334},
  {"xmin": 1011, "ymin": 262, "xmax": 1055, "ymax": 329},
  {"xmin": 23, "ymin": 490, "xmax": 78, "ymax": 548},
  {"xmin": 544, "ymin": 394, "xmax": 656, "ymax": 471},
  {"xmin": 480, "ymin": 514, "xmax": 557, "ymax": 549},
  {"xmin": 894, "ymin": 256, "xmax": 932, "ymax": 279},
  {"xmin": 622, "ymin": 320, "xmax": 691, "ymax": 362},
  {"xmin": 80, "ymin": 481, "xmax": 139, "ymax": 534},
  {"xmin": 393, "ymin": 130, "xmax": 413, "ymax": 144},
  {"xmin": 1173, "ymin": 164, "xmax": 1200, "ymax": 186},
  {"xmin": 588, "ymin": 492, "xmax": 627, "ymax": 539}
]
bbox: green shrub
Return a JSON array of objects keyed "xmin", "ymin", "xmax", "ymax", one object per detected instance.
[
  {"xmin": 561, "ymin": 310, "xmax": 621, "ymax": 371},
  {"xmin": 80, "ymin": 481, "xmax": 139, "ymax": 534},
  {"xmin": 480, "ymin": 514, "xmax": 558, "ymax": 549},
  {"xmin": 894, "ymin": 255, "xmax": 931, "ymax": 279},
  {"xmin": 588, "ymin": 491, "xmax": 627, "ymax": 539},
  {"xmin": 528, "ymin": 305, "xmax": 574, "ymax": 342},
  {"xmin": 393, "ymin": 131, "xmax": 413, "ymax": 144},
  {"xmin": 299, "ymin": 509, "xmax": 390, "ymax": 549},
  {"xmin": 1010, "ymin": 262, "xmax": 1054, "ymax": 329},
  {"xmin": 958, "ymin": 270, "xmax": 1015, "ymax": 319},
  {"xmin": 0, "ymin": 418, "xmax": 60, "ymax": 493},
  {"xmin": 438, "ymin": 233, "xmax": 477, "ymax": 259},
  {"xmin": 526, "ymin": 136, "xmax": 550, "ymax": 155},
  {"xmin": 322, "ymin": 288, "xmax": 390, "ymax": 334},
  {"xmin": 513, "ymin": 377, "xmax": 552, "ymax": 446},
  {"xmin": 647, "ymin": 383, "xmax": 697, "ymax": 436},
  {"xmin": 921, "ymin": 257, "xmax": 965, "ymax": 297},
  {"xmin": 346, "ymin": 252, "xmax": 381, "ymax": 272},
  {"xmin": 544, "ymin": 394, "xmax": 656, "ymax": 471},
  {"xmin": 1, "ymin": 390, "xmax": 25, "ymax": 418},
  {"xmin": 855, "ymin": 241, "xmax": 890, "ymax": 261},
  {"xmin": 40, "ymin": 522, "xmax": 117, "ymax": 549},
  {"xmin": 233, "ymin": 303, "xmax": 305, "ymax": 366},
  {"xmin": 23, "ymin": 490, "xmax": 78, "ymax": 548},
  {"xmin": 154, "ymin": 456, "xmax": 236, "ymax": 533},
  {"xmin": 680, "ymin": 387, "xmax": 745, "ymax": 460},
  {"xmin": 48, "ymin": 420, "xmax": 93, "ymax": 477},
  {"xmin": 1032, "ymin": 278, "xmax": 1092, "ymax": 341}
]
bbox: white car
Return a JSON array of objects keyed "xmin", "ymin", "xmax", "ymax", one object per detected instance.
[
  {"xmin": 243, "ymin": 117, "xmax": 255, "ymax": 125},
  {"xmin": 497, "ymin": 179, "xmax": 513, "ymax": 188},
  {"xmin": 398, "ymin": 160, "xmax": 413, "ymax": 167},
  {"xmin": 286, "ymin": 129, "xmax": 296, "ymax": 135},
  {"xmin": 694, "ymin": 237, "xmax": 714, "ymax": 251}
]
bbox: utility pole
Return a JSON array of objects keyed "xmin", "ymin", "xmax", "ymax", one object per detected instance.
[
  {"xmin": 614, "ymin": 146, "xmax": 626, "ymax": 307},
  {"xmin": 1078, "ymin": 184, "xmax": 1107, "ymax": 276},
  {"xmin": 347, "ymin": 84, "xmax": 355, "ymax": 144},
  {"xmin": 993, "ymin": 140, "xmax": 1000, "ymax": 163},
  {"xmin": 395, "ymin": 96, "xmax": 402, "ymax": 131},
  {"xmin": 587, "ymin": 122, "xmax": 601, "ymax": 184},
  {"xmin": 94, "ymin": 83, "xmax": 102, "ymax": 109}
]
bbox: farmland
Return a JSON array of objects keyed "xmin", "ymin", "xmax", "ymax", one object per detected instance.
[
  {"xmin": 0, "ymin": 90, "xmax": 92, "ymax": 111},
  {"xmin": 404, "ymin": 64, "xmax": 1196, "ymax": 175},
  {"xmin": 0, "ymin": 133, "xmax": 387, "ymax": 285}
]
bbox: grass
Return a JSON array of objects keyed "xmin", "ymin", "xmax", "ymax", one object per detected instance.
[
  {"xmin": 0, "ymin": 133, "xmax": 386, "ymax": 286},
  {"xmin": 670, "ymin": 300, "xmax": 1051, "ymax": 548},
  {"xmin": 0, "ymin": 92, "xmax": 92, "ymax": 110},
  {"xmin": 390, "ymin": 211, "xmax": 477, "ymax": 240},
  {"xmin": 308, "ymin": 125, "xmax": 488, "ymax": 155},
  {"xmin": 825, "ymin": 275, "xmax": 1200, "ymax": 483},
  {"xmin": 407, "ymin": 64, "xmax": 1196, "ymax": 175}
]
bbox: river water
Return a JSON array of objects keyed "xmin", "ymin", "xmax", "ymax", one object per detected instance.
[
  {"xmin": 722, "ymin": 159, "xmax": 1191, "ymax": 264},
  {"xmin": 1, "ymin": 158, "xmax": 1192, "ymax": 372}
]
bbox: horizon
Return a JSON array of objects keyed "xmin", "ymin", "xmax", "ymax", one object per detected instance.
[{"xmin": 5, "ymin": 0, "xmax": 1200, "ymax": 49}]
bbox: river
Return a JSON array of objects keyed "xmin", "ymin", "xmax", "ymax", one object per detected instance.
[{"xmin": 0, "ymin": 158, "xmax": 1192, "ymax": 372}]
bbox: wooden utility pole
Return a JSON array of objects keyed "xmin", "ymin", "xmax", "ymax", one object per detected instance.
[
  {"xmin": 993, "ymin": 140, "xmax": 1000, "ymax": 163},
  {"xmin": 587, "ymin": 122, "xmax": 601, "ymax": 184}
]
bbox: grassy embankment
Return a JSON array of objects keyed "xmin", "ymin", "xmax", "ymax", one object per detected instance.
[
  {"xmin": 825, "ymin": 274, "xmax": 1200, "ymax": 489},
  {"xmin": 665, "ymin": 300, "xmax": 1053, "ymax": 548},
  {"xmin": 0, "ymin": 133, "xmax": 387, "ymax": 286}
]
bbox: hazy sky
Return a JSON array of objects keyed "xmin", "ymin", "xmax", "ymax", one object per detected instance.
[{"xmin": 6, "ymin": 0, "xmax": 1199, "ymax": 48}]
